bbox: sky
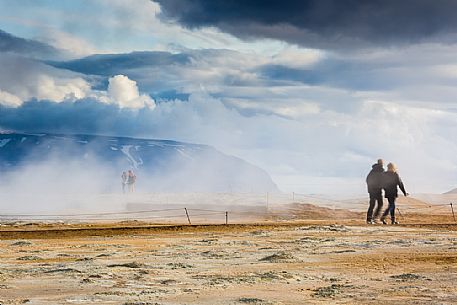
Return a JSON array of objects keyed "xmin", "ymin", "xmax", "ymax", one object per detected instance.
[{"xmin": 1, "ymin": 0, "xmax": 457, "ymax": 195}]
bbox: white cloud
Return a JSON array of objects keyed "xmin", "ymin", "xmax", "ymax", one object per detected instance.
[
  {"xmin": 107, "ymin": 75, "xmax": 155, "ymax": 109},
  {"xmin": 0, "ymin": 90, "xmax": 22, "ymax": 107},
  {"xmin": 34, "ymin": 74, "xmax": 90, "ymax": 101},
  {"xmin": 39, "ymin": 29, "xmax": 99, "ymax": 58},
  {"xmin": 0, "ymin": 54, "xmax": 91, "ymax": 105},
  {"xmin": 271, "ymin": 46, "xmax": 323, "ymax": 68},
  {"xmin": 0, "ymin": 55, "xmax": 154, "ymax": 110}
]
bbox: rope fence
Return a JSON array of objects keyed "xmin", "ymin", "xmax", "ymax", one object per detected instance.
[{"xmin": 1, "ymin": 192, "xmax": 456, "ymax": 225}]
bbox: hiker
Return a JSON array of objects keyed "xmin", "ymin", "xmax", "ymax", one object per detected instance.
[
  {"xmin": 121, "ymin": 171, "xmax": 128, "ymax": 193},
  {"xmin": 380, "ymin": 163, "xmax": 408, "ymax": 225},
  {"xmin": 127, "ymin": 170, "xmax": 136, "ymax": 193},
  {"xmin": 366, "ymin": 159, "xmax": 385, "ymax": 224}
]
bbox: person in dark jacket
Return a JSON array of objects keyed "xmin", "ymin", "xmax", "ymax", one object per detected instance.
[
  {"xmin": 366, "ymin": 159, "xmax": 385, "ymax": 224},
  {"xmin": 381, "ymin": 162, "xmax": 408, "ymax": 225}
]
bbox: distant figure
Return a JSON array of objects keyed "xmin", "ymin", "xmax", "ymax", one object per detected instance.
[
  {"xmin": 121, "ymin": 171, "xmax": 128, "ymax": 193},
  {"xmin": 127, "ymin": 170, "xmax": 136, "ymax": 193},
  {"xmin": 380, "ymin": 163, "xmax": 408, "ymax": 225},
  {"xmin": 366, "ymin": 159, "xmax": 385, "ymax": 224}
]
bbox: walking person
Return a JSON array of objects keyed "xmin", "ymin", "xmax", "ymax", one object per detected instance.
[
  {"xmin": 381, "ymin": 163, "xmax": 408, "ymax": 225},
  {"xmin": 366, "ymin": 159, "xmax": 385, "ymax": 224},
  {"xmin": 121, "ymin": 171, "xmax": 128, "ymax": 193},
  {"xmin": 127, "ymin": 170, "xmax": 136, "ymax": 193}
]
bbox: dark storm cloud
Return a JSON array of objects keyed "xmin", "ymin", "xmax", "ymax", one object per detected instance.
[
  {"xmin": 155, "ymin": 0, "xmax": 457, "ymax": 48},
  {"xmin": 0, "ymin": 29, "xmax": 62, "ymax": 59}
]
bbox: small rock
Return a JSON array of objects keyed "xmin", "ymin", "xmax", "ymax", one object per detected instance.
[
  {"xmin": 312, "ymin": 284, "xmax": 352, "ymax": 298},
  {"xmin": 44, "ymin": 268, "xmax": 82, "ymax": 274},
  {"xmin": 17, "ymin": 256, "xmax": 42, "ymax": 261},
  {"xmin": 238, "ymin": 297, "xmax": 270, "ymax": 304},
  {"xmin": 390, "ymin": 273, "xmax": 426, "ymax": 281},
  {"xmin": 259, "ymin": 252, "xmax": 295, "ymax": 263},
  {"xmin": 10, "ymin": 241, "xmax": 33, "ymax": 246},
  {"xmin": 107, "ymin": 262, "xmax": 144, "ymax": 268}
]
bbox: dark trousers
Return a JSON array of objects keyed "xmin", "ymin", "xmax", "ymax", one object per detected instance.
[
  {"xmin": 382, "ymin": 197, "xmax": 396, "ymax": 220},
  {"xmin": 367, "ymin": 192, "xmax": 383, "ymax": 221}
]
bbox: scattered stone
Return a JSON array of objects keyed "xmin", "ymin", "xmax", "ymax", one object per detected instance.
[
  {"xmin": 238, "ymin": 297, "xmax": 271, "ymax": 304},
  {"xmin": 298, "ymin": 237, "xmax": 335, "ymax": 243},
  {"xmin": 388, "ymin": 240, "xmax": 411, "ymax": 246},
  {"xmin": 258, "ymin": 271, "xmax": 282, "ymax": 280},
  {"xmin": 107, "ymin": 262, "xmax": 144, "ymax": 268},
  {"xmin": 312, "ymin": 284, "xmax": 350, "ymax": 298},
  {"xmin": 259, "ymin": 252, "xmax": 295, "ymax": 263},
  {"xmin": 201, "ymin": 251, "xmax": 227, "ymax": 259},
  {"xmin": 331, "ymin": 249, "xmax": 356, "ymax": 254},
  {"xmin": 44, "ymin": 268, "xmax": 82, "ymax": 274},
  {"xmin": 199, "ymin": 238, "xmax": 218, "ymax": 243},
  {"xmin": 390, "ymin": 273, "xmax": 426, "ymax": 281},
  {"xmin": 249, "ymin": 231, "xmax": 271, "ymax": 237},
  {"xmin": 76, "ymin": 257, "xmax": 94, "ymax": 262},
  {"xmin": 17, "ymin": 256, "xmax": 42, "ymax": 261},
  {"xmin": 10, "ymin": 241, "xmax": 32, "ymax": 247},
  {"xmin": 298, "ymin": 225, "xmax": 349, "ymax": 232},
  {"xmin": 166, "ymin": 262, "xmax": 194, "ymax": 269},
  {"xmin": 159, "ymin": 279, "xmax": 176, "ymax": 285},
  {"xmin": 123, "ymin": 302, "xmax": 160, "ymax": 305}
]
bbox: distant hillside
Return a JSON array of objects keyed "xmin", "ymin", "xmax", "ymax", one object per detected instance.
[
  {"xmin": 0, "ymin": 132, "xmax": 278, "ymax": 193},
  {"xmin": 444, "ymin": 188, "xmax": 457, "ymax": 195}
]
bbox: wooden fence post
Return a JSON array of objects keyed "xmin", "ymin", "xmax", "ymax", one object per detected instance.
[{"xmin": 184, "ymin": 208, "xmax": 191, "ymax": 225}]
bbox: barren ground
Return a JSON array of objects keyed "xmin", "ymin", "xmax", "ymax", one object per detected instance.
[{"xmin": 1, "ymin": 217, "xmax": 457, "ymax": 305}]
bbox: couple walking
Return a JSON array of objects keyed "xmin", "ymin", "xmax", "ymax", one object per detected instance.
[
  {"xmin": 366, "ymin": 159, "xmax": 409, "ymax": 225},
  {"xmin": 121, "ymin": 170, "xmax": 137, "ymax": 193}
]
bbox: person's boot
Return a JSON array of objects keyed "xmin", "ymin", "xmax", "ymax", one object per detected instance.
[
  {"xmin": 380, "ymin": 216, "xmax": 387, "ymax": 225},
  {"xmin": 391, "ymin": 218, "xmax": 399, "ymax": 225}
]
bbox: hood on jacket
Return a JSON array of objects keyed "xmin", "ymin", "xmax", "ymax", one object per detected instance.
[{"xmin": 371, "ymin": 163, "xmax": 384, "ymax": 172}]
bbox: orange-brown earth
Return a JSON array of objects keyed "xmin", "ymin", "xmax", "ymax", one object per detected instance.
[{"xmin": 1, "ymin": 202, "xmax": 457, "ymax": 305}]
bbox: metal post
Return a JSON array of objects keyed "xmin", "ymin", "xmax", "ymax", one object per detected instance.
[
  {"xmin": 292, "ymin": 192, "xmax": 295, "ymax": 201},
  {"xmin": 450, "ymin": 203, "xmax": 456, "ymax": 222},
  {"xmin": 225, "ymin": 211, "xmax": 228, "ymax": 225},
  {"xmin": 184, "ymin": 208, "xmax": 191, "ymax": 225},
  {"xmin": 266, "ymin": 193, "xmax": 269, "ymax": 211}
]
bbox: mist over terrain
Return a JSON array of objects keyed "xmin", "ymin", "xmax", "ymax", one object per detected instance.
[{"xmin": 0, "ymin": 133, "xmax": 278, "ymax": 213}]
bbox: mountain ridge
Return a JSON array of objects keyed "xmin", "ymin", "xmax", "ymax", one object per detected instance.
[{"xmin": 0, "ymin": 132, "xmax": 278, "ymax": 193}]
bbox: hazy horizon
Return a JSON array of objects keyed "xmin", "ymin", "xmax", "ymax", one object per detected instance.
[{"xmin": 1, "ymin": 1, "xmax": 457, "ymax": 196}]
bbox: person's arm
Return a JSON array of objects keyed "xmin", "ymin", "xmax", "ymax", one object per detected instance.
[{"xmin": 397, "ymin": 174, "xmax": 407, "ymax": 196}]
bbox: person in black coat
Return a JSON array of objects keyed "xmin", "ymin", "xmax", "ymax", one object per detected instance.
[
  {"xmin": 366, "ymin": 159, "xmax": 385, "ymax": 224},
  {"xmin": 381, "ymin": 162, "xmax": 408, "ymax": 225}
]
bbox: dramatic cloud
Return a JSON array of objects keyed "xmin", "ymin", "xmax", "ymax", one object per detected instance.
[
  {"xmin": 0, "ymin": 29, "xmax": 63, "ymax": 59},
  {"xmin": 156, "ymin": 0, "xmax": 457, "ymax": 49},
  {"xmin": 0, "ymin": 53, "xmax": 154, "ymax": 109},
  {"xmin": 107, "ymin": 75, "xmax": 155, "ymax": 109}
]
